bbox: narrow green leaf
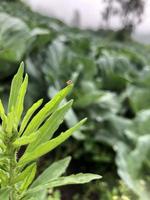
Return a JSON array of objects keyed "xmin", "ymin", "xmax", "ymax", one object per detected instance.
[
  {"xmin": 0, "ymin": 100, "xmax": 7, "ymax": 130},
  {"xmin": 47, "ymin": 173, "xmax": 101, "ymax": 188},
  {"xmin": 13, "ymin": 132, "xmax": 38, "ymax": 147},
  {"xmin": 8, "ymin": 62, "xmax": 24, "ymax": 113},
  {"xmin": 15, "ymin": 163, "xmax": 36, "ymax": 183},
  {"xmin": 19, "ymin": 99, "xmax": 43, "ymax": 135},
  {"xmin": 0, "ymin": 99, "xmax": 5, "ymax": 116},
  {"xmin": 23, "ymin": 84, "xmax": 73, "ymax": 136},
  {"xmin": 5, "ymin": 111, "xmax": 14, "ymax": 135},
  {"xmin": 31, "ymin": 157, "xmax": 71, "ymax": 188},
  {"xmin": 0, "ymin": 139, "xmax": 6, "ymax": 151},
  {"xmin": 15, "ymin": 74, "xmax": 28, "ymax": 126},
  {"xmin": 18, "ymin": 118, "xmax": 86, "ymax": 166},
  {"xmin": 26, "ymin": 100, "xmax": 73, "ymax": 152},
  {"xmin": 19, "ymin": 163, "xmax": 36, "ymax": 192},
  {"xmin": 1, "ymin": 113, "xmax": 7, "ymax": 131},
  {"xmin": 26, "ymin": 173, "xmax": 101, "ymax": 194}
]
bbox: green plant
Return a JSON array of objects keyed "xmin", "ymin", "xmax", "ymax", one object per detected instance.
[
  {"xmin": 0, "ymin": 63, "xmax": 101, "ymax": 200},
  {"xmin": 0, "ymin": 1, "xmax": 150, "ymax": 199}
]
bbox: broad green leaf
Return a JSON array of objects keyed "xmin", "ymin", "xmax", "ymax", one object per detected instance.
[
  {"xmin": 127, "ymin": 86, "xmax": 150, "ymax": 113},
  {"xmin": 74, "ymin": 91, "xmax": 103, "ymax": 108},
  {"xmin": 18, "ymin": 118, "xmax": 86, "ymax": 166},
  {"xmin": 0, "ymin": 188, "xmax": 10, "ymax": 200},
  {"xmin": 15, "ymin": 163, "xmax": 36, "ymax": 183},
  {"xmin": 13, "ymin": 132, "xmax": 38, "ymax": 147},
  {"xmin": 15, "ymin": 74, "xmax": 28, "ymax": 125},
  {"xmin": 116, "ymin": 132, "xmax": 150, "ymax": 200},
  {"xmin": 23, "ymin": 190, "xmax": 47, "ymax": 200},
  {"xmin": 31, "ymin": 157, "xmax": 71, "ymax": 188},
  {"xmin": 95, "ymin": 114, "xmax": 132, "ymax": 146},
  {"xmin": 23, "ymin": 84, "xmax": 73, "ymax": 136},
  {"xmin": 0, "ymin": 13, "xmax": 31, "ymax": 62},
  {"xmin": 26, "ymin": 173, "xmax": 101, "ymax": 194},
  {"xmin": 131, "ymin": 109, "xmax": 150, "ymax": 136},
  {"xmin": 97, "ymin": 51, "xmax": 133, "ymax": 91},
  {"xmin": 8, "ymin": 63, "xmax": 24, "ymax": 113},
  {"xmin": 26, "ymin": 100, "xmax": 73, "ymax": 152},
  {"xmin": 19, "ymin": 163, "xmax": 37, "ymax": 192},
  {"xmin": 19, "ymin": 99, "xmax": 43, "ymax": 135}
]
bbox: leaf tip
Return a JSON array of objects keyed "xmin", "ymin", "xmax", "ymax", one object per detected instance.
[
  {"xmin": 18, "ymin": 62, "xmax": 25, "ymax": 75},
  {"xmin": 68, "ymin": 99, "xmax": 74, "ymax": 106},
  {"xmin": 20, "ymin": 61, "xmax": 24, "ymax": 69},
  {"xmin": 80, "ymin": 118, "xmax": 87, "ymax": 124},
  {"xmin": 24, "ymin": 74, "xmax": 29, "ymax": 82}
]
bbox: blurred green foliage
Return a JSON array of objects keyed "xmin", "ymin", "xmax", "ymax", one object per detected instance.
[{"xmin": 0, "ymin": 1, "xmax": 150, "ymax": 199}]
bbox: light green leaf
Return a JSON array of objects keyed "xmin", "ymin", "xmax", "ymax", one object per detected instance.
[
  {"xmin": 26, "ymin": 100, "xmax": 73, "ymax": 152},
  {"xmin": 0, "ymin": 139, "xmax": 6, "ymax": 151},
  {"xmin": 47, "ymin": 173, "xmax": 101, "ymax": 187},
  {"xmin": 23, "ymin": 84, "xmax": 73, "ymax": 136},
  {"xmin": 23, "ymin": 190, "xmax": 47, "ymax": 200},
  {"xmin": 18, "ymin": 118, "xmax": 86, "ymax": 166},
  {"xmin": 0, "ymin": 188, "xmax": 10, "ymax": 200},
  {"xmin": 0, "ymin": 99, "xmax": 5, "ymax": 116},
  {"xmin": 1, "ymin": 113, "xmax": 7, "ymax": 131},
  {"xmin": 48, "ymin": 86, "xmax": 85, "ymax": 140},
  {"xmin": 5, "ymin": 111, "xmax": 15, "ymax": 135},
  {"xmin": 0, "ymin": 99, "xmax": 7, "ymax": 129},
  {"xmin": 0, "ymin": 169, "xmax": 9, "ymax": 185},
  {"xmin": 26, "ymin": 173, "xmax": 101, "ymax": 194},
  {"xmin": 19, "ymin": 99, "xmax": 43, "ymax": 135},
  {"xmin": 8, "ymin": 63, "xmax": 24, "ymax": 113},
  {"xmin": 31, "ymin": 157, "xmax": 71, "ymax": 188},
  {"xmin": 19, "ymin": 163, "xmax": 37, "ymax": 192},
  {"xmin": 15, "ymin": 163, "xmax": 36, "ymax": 183},
  {"xmin": 13, "ymin": 132, "xmax": 38, "ymax": 147},
  {"xmin": 15, "ymin": 74, "xmax": 28, "ymax": 125}
]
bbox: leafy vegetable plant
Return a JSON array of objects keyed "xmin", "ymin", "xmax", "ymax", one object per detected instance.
[{"xmin": 0, "ymin": 63, "xmax": 101, "ymax": 200}]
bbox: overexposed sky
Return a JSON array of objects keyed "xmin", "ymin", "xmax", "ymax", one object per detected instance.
[
  {"xmin": 136, "ymin": 0, "xmax": 150, "ymax": 34},
  {"xmin": 26, "ymin": 0, "xmax": 150, "ymax": 35},
  {"xmin": 26, "ymin": 0, "xmax": 104, "ymax": 29}
]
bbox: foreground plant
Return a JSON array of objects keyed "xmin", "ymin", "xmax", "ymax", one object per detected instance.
[{"xmin": 0, "ymin": 63, "xmax": 101, "ymax": 200}]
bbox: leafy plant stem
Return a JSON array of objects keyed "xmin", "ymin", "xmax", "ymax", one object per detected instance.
[{"xmin": 5, "ymin": 134, "xmax": 18, "ymax": 200}]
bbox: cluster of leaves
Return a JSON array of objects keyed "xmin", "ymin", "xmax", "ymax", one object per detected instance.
[
  {"xmin": 0, "ymin": 1, "xmax": 150, "ymax": 199},
  {"xmin": 0, "ymin": 64, "xmax": 100, "ymax": 200},
  {"xmin": 42, "ymin": 33, "xmax": 150, "ymax": 200}
]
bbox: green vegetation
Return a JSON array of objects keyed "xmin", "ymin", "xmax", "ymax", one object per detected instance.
[
  {"xmin": 0, "ymin": 63, "xmax": 100, "ymax": 200},
  {"xmin": 0, "ymin": 0, "xmax": 150, "ymax": 199}
]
